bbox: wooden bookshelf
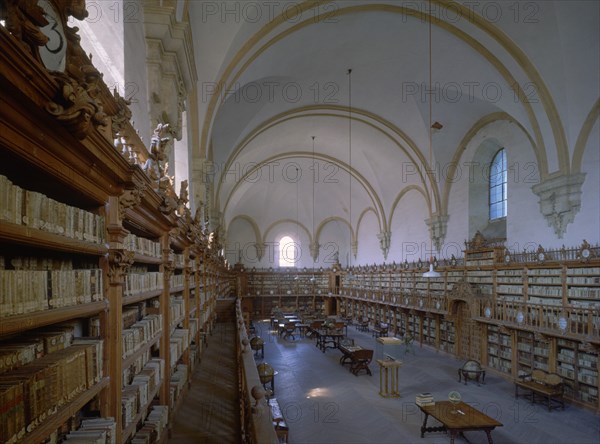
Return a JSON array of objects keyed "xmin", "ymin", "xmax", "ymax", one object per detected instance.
[
  {"xmin": 0, "ymin": 8, "xmax": 230, "ymax": 442},
  {"xmin": 333, "ymin": 237, "xmax": 600, "ymax": 411}
]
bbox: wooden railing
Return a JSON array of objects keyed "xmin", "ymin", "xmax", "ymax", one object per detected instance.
[
  {"xmin": 473, "ymin": 299, "xmax": 600, "ymax": 339},
  {"xmin": 336, "ymin": 291, "xmax": 599, "ymax": 342},
  {"xmin": 505, "ymin": 244, "xmax": 599, "ymax": 264},
  {"xmin": 235, "ymin": 300, "xmax": 279, "ymax": 444}
]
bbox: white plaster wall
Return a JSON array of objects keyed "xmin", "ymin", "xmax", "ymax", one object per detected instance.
[
  {"xmin": 387, "ymin": 189, "xmax": 430, "ymax": 263},
  {"xmin": 225, "ymin": 217, "xmax": 258, "ymax": 266},
  {"xmin": 124, "ymin": 1, "xmax": 152, "ymax": 148},
  {"xmin": 174, "ymin": 109, "xmax": 190, "ymax": 196},
  {"xmin": 318, "ymin": 220, "xmax": 347, "ymax": 268},
  {"xmin": 560, "ymin": 122, "xmax": 600, "ymax": 246},
  {"xmin": 355, "ymin": 211, "xmax": 381, "ymax": 265},
  {"xmin": 73, "ymin": 4, "xmax": 125, "ymax": 97},
  {"xmin": 74, "ymin": 1, "xmax": 152, "ymax": 151}
]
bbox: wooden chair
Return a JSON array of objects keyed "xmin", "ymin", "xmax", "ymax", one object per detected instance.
[
  {"xmin": 372, "ymin": 322, "xmax": 388, "ymax": 338},
  {"xmin": 307, "ymin": 321, "xmax": 322, "ymax": 338},
  {"xmin": 282, "ymin": 323, "xmax": 296, "ymax": 341},
  {"xmin": 403, "ymin": 335, "xmax": 415, "ymax": 355},
  {"xmin": 339, "ymin": 338, "xmax": 356, "ymax": 366},
  {"xmin": 350, "ymin": 349, "xmax": 374, "ymax": 376},
  {"xmin": 357, "ymin": 317, "xmax": 369, "ymax": 332},
  {"xmin": 333, "ymin": 321, "xmax": 346, "ymax": 335}
]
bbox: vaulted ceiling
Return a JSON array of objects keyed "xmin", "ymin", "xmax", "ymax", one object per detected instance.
[{"xmin": 188, "ymin": 0, "xmax": 599, "ymax": 256}]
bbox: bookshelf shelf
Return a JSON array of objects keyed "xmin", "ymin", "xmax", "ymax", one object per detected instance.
[
  {"xmin": 170, "ymin": 285, "xmax": 186, "ymax": 294},
  {"xmin": 0, "ymin": 220, "xmax": 108, "ymax": 255},
  {"xmin": 0, "ymin": 300, "xmax": 108, "ymax": 335},
  {"xmin": 132, "ymin": 252, "xmax": 164, "ymax": 265},
  {"xmin": 122, "ymin": 289, "xmax": 164, "ymax": 306}
]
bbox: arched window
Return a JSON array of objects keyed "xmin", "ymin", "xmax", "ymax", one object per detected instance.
[
  {"xmin": 489, "ymin": 149, "xmax": 507, "ymax": 220},
  {"xmin": 278, "ymin": 236, "xmax": 297, "ymax": 267}
]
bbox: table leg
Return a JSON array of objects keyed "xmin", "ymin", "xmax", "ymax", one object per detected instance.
[
  {"xmin": 485, "ymin": 430, "xmax": 494, "ymax": 444},
  {"xmin": 420, "ymin": 413, "xmax": 429, "ymax": 438},
  {"xmin": 449, "ymin": 431, "xmax": 457, "ymax": 444}
]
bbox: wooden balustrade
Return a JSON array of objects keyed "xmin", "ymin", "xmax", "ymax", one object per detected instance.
[{"xmin": 235, "ymin": 300, "xmax": 279, "ymax": 444}]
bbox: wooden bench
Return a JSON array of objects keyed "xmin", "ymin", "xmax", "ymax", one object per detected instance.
[
  {"xmin": 515, "ymin": 369, "xmax": 565, "ymax": 411},
  {"xmin": 268, "ymin": 398, "xmax": 289, "ymax": 443}
]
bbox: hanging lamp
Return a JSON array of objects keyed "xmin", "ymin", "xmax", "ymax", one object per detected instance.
[
  {"xmin": 310, "ymin": 136, "xmax": 317, "ymax": 283},
  {"xmin": 346, "ymin": 68, "xmax": 355, "ymax": 282},
  {"xmin": 423, "ymin": 0, "xmax": 441, "ymax": 279}
]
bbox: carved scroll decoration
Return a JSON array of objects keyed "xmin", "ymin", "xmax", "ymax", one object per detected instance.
[
  {"xmin": 119, "ymin": 187, "xmax": 145, "ymax": 220},
  {"xmin": 45, "ymin": 67, "xmax": 108, "ymax": 139},
  {"xmin": 0, "ymin": 0, "xmax": 49, "ymax": 53},
  {"xmin": 107, "ymin": 249, "xmax": 135, "ymax": 282}
]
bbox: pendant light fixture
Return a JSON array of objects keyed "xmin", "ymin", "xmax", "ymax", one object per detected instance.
[
  {"xmin": 294, "ymin": 165, "xmax": 300, "ymax": 280},
  {"xmin": 346, "ymin": 68, "xmax": 355, "ymax": 281},
  {"xmin": 423, "ymin": 1, "xmax": 441, "ymax": 279},
  {"xmin": 310, "ymin": 136, "xmax": 316, "ymax": 283}
]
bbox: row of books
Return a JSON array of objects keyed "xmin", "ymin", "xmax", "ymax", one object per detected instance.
[
  {"xmin": 131, "ymin": 405, "xmax": 169, "ymax": 444},
  {"xmin": 0, "ymin": 324, "xmax": 75, "ymax": 375},
  {"xmin": 123, "ymin": 350, "xmax": 151, "ymax": 387},
  {"xmin": 188, "ymin": 345, "xmax": 199, "ymax": 373},
  {"xmin": 172, "ymin": 254, "xmax": 185, "ymax": 268},
  {"xmin": 0, "ymin": 339, "xmax": 103, "ymax": 444},
  {"xmin": 169, "ymin": 364, "xmax": 188, "ymax": 409},
  {"xmin": 63, "ymin": 417, "xmax": 116, "ymax": 444},
  {"xmin": 124, "ymin": 272, "xmax": 164, "ymax": 297},
  {"xmin": 170, "ymin": 329, "xmax": 190, "ymax": 369},
  {"xmin": 123, "ymin": 306, "xmax": 143, "ymax": 330},
  {"xmin": 170, "ymin": 273, "xmax": 185, "ymax": 289},
  {"xmin": 122, "ymin": 359, "xmax": 164, "ymax": 428},
  {"xmin": 0, "ymin": 269, "xmax": 103, "ymax": 317},
  {"xmin": 0, "ymin": 174, "xmax": 105, "ymax": 244},
  {"xmin": 122, "ymin": 314, "xmax": 163, "ymax": 360},
  {"xmin": 189, "ymin": 318, "xmax": 199, "ymax": 342},
  {"xmin": 123, "ymin": 234, "xmax": 162, "ymax": 259},
  {"xmin": 169, "ymin": 296, "xmax": 185, "ymax": 328}
]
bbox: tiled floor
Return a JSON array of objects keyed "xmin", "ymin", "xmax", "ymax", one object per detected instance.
[{"xmin": 171, "ymin": 320, "xmax": 600, "ymax": 444}]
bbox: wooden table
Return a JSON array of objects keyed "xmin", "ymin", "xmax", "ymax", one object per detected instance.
[
  {"xmin": 295, "ymin": 323, "xmax": 309, "ymax": 338},
  {"xmin": 418, "ymin": 401, "xmax": 502, "ymax": 444},
  {"xmin": 315, "ymin": 329, "xmax": 344, "ymax": 352},
  {"xmin": 376, "ymin": 359, "xmax": 402, "ymax": 398}
]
